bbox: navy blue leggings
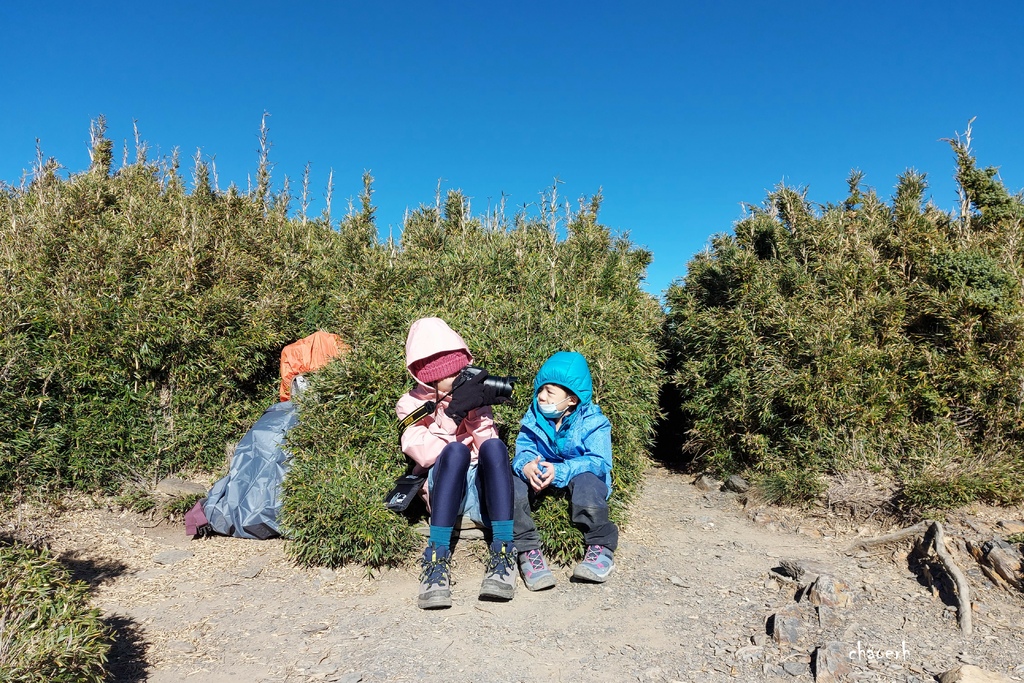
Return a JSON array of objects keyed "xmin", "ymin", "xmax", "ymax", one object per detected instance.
[{"xmin": 430, "ymin": 438, "xmax": 513, "ymax": 527}]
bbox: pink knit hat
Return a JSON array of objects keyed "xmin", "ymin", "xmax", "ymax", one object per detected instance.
[{"xmin": 409, "ymin": 349, "xmax": 470, "ymax": 384}]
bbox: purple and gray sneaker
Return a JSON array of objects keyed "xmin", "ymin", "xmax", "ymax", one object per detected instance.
[
  {"xmin": 518, "ymin": 549, "xmax": 556, "ymax": 591},
  {"xmin": 572, "ymin": 545, "xmax": 615, "ymax": 582}
]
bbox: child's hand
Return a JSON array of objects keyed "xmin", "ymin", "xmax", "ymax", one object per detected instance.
[
  {"xmin": 537, "ymin": 460, "xmax": 555, "ymax": 489},
  {"xmin": 445, "ymin": 370, "xmax": 489, "ymax": 425},
  {"xmin": 525, "ymin": 456, "xmax": 554, "ymax": 492}
]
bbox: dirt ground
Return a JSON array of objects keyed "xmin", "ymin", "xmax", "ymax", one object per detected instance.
[{"xmin": 4, "ymin": 466, "xmax": 1024, "ymax": 683}]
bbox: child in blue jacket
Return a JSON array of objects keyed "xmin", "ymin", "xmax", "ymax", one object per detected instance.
[{"xmin": 511, "ymin": 351, "xmax": 618, "ymax": 589}]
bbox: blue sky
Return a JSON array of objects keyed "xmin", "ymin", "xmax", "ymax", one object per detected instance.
[{"xmin": 2, "ymin": 2, "xmax": 1022, "ymax": 298}]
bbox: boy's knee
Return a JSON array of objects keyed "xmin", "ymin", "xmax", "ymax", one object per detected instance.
[
  {"xmin": 513, "ymin": 475, "xmax": 531, "ymax": 498},
  {"xmin": 569, "ymin": 472, "xmax": 608, "ymax": 507}
]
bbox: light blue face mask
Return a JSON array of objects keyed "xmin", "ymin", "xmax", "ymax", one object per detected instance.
[{"xmin": 537, "ymin": 396, "xmax": 571, "ymax": 419}]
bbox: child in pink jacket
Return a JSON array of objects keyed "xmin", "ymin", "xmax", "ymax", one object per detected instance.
[{"xmin": 396, "ymin": 317, "xmax": 516, "ymax": 609}]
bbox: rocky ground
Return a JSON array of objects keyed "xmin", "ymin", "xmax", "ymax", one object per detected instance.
[{"xmin": 4, "ymin": 466, "xmax": 1024, "ymax": 683}]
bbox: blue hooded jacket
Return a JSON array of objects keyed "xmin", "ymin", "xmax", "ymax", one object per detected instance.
[{"xmin": 512, "ymin": 351, "xmax": 613, "ymax": 496}]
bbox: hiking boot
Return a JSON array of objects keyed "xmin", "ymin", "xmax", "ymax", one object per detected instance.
[
  {"xmin": 519, "ymin": 548, "xmax": 556, "ymax": 591},
  {"xmin": 418, "ymin": 544, "xmax": 452, "ymax": 609},
  {"xmin": 479, "ymin": 540, "xmax": 517, "ymax": 601},
  {"xmin": 572, "ymin": 545, "xmax": 615, "ymax": 582}
]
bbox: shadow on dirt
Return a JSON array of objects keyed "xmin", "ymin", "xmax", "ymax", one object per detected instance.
[
  {"xmin": 59, "ymin": 549, "xmax": 131, "ymax": 589},
  {"xmin": 104, "ymin": 613, "xmax": 150, "ymax": 683},
  {"xmin": 57, "ymin": 552, "xmax": 153, "ymax": 681},
  {"xmin": 907, "ymin": 553, "xmax": 961, "ymax": 613},
  {"xmin": 1, "ymin": 537, "xmax": 152, "ymax": 681}
]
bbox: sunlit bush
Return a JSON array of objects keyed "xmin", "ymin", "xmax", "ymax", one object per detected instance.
[{"xmin": 662, "ymin": 129, "xmax": 1024, "ymax": 513}]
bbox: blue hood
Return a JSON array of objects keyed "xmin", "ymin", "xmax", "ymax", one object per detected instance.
[{"xmin": 534, "ymin": 351, "xmax": 593, "ymax": 405}]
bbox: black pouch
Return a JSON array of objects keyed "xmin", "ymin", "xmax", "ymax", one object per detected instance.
[{"xmin": 384, "ymin": 473, "xmax": 427, "ymax": 513}]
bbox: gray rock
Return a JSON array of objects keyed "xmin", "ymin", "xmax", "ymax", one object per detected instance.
[
  {"xmin": 778, "ymin": 558, "xmax": 831, "ymax": 582},
  {"xmin": 720, "ymin": 491, "xmax": 741, "ymax": 505},
  {"xmin": 156, "ymin": 476, "xmax": 207, "ymax": 497},
  {"xmin": 694, "ymin": 474, "xmax": 721, "ymax": 492},
  {"xmin": 456, "ymin": 515, "xmax": 479, "ymax": 530},
  {"xmin": 311, "ymin": 662, "xmax": 339, "ymax": 675},
  {"xmin": 995, "ymin": 519, "xmax": 1024, "ymax": 535},
  {"xmin": 723, "ymin": 474, "xmax": 750, "ymax": 493},
  {"xmin": 968, "ymin": 537, "xmax": 1024, "ymax": 591},
  {"xmin": 451, "ymin": 526, "xmax": 486, "ymax": 541},
  {"xmin": 817, "ymin": 605, "xmax": 842, "ymax": 629},
  {"xmin": 153, "ymin": 550, "xmax": 193, "ymax": 565},
  {"xmin": 938, "ymin": 664, "xmax": 1013, "ymax": 683},
  {"xmin": 771, "ymin": 604, "xmax": 809, "ymax": 646},
  {"xmin": 813, "ymin": 642, "xmax": 852, "ymax": 682},
  {"xmin": 135, "ymin": 568, "xmax": 166, "ymax": 581},
  {"xmin": 807, "ymin": 574, "xmax": 853, "ymax": 608},
  {"xmin": 415, "ymin": 518, "xmax": 486, "ymax": 540},
  {"xmin": 783, "ymin": 660, "xmax": 810, "ymax": 676},
  {"xmin": 238, "ymin": 561, "xmax": 266, "ymax": 579},
  {"xmin": 166, "ymin": 640, "xmax": 196, "ymax": 653},
  {"xmin": 735, "ymin": 645, "xmax": 763, "ymax": 662}
]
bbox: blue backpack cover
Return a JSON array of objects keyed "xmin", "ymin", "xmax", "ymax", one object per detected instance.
[{"xmin": 202, "ymin": 400, "xmax": 299, "ymax": 539}]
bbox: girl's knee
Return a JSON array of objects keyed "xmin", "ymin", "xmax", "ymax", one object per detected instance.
[
  {"xmin": 436, "ymin": 442, "xmax": 471, "ymax": 471},
  {"xmin": 477, "ymin": 438, "xmax": 508, "ymax": 466}
]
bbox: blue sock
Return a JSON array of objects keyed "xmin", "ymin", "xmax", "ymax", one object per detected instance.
[
  {"xmin": 491, "ymin": 519, "xmax": 513, "ymax": 543},
  {"xmin": 428, "ymin": 525, "xmax": 453, "ymax": 549}
]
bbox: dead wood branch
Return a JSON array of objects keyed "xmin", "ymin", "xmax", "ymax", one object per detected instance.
[
  {"xmin": 846, "ymin": 521, "xmax": 928, "ymax": 552},
  {"xmin": 921, "ymin": 522, "xmax": 972, "ymax": 636},
  {"xmin": 847, "ymin": 520, "xmax": 972, "ymax": 636}
]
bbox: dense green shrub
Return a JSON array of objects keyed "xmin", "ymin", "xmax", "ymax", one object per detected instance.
[
  {"xmin": 0, "ymin": 542, "xmax": 110, "ymax": 683},
  {"xmin": 1, "ymin": 120, "xmax": 663, "ymax": 567},
  {"xmin": 662, "ymin": 130, "xmax": 1024, "ymax": 512},
  {"xmin": 282, "ymin": 189, "xmax": 664, "ymax": 567},
  {"xmin": 0, "ymin": 119, "xmax": 348, "ymax": 496}
]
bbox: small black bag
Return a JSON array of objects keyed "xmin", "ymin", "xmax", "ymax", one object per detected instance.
[{"xmin": 384, "ymin": 473, "xmax": 427, "ymax": 513}]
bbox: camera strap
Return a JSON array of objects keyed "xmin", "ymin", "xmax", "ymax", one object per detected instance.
[{"xmin": 397, "ymin": 399, "xmax": 436, "ymax": 437}]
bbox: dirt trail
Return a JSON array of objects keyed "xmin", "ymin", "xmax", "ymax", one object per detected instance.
[{"xmin": 6, "ymin": 467, "xmax": 1024, "ymax": 682}]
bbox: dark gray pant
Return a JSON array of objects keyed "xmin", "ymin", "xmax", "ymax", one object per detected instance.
[{"xmin": 513, "ymin": 471, "xmax": 619, "ymax": 552}]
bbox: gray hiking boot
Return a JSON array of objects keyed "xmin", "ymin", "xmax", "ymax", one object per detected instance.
[
  {"xmin": 418, "ymin": 544, "xmax": 452, "ymax": 609},
  {"xmin": 572, "ymin": 544, "xmax": 615, "ymax": 582},
  {"xmin": 479, "ymin": 540, "xmax": 517, "ymax": 601},
  {"xmin": 519, "ymin": 548, "xmax": 556, "ymax": 591}
]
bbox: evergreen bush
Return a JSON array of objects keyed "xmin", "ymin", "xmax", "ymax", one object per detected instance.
[
  {"xmin": 0, "ymin": 541, "xmax": 111, "ymax": 683},
  {"xmin": 662, "ymin": 128, "xmax": 1024, "ymax": 513},
  {"xmin": 1, "ymin": 120, "xmax": 663, "ymax": 568},
  {"xmin": 0, "ymin": 118, "xmax": 348, "ymax": 496},
  {"xmin": 281, "ymin": 188, "xmax": 665, "ymax": 567}
]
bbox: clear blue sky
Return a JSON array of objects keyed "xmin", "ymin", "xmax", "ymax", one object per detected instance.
[{"xmin": 2, "ymin": 2, "xmax": 1022, "ymax": 298}]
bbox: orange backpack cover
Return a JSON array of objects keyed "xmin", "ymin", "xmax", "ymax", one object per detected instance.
[{"xmin": 279, "ymin": 330, "xmax": 349, "ymax": 401}]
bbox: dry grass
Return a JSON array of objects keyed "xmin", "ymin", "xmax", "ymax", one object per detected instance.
[{"xmin": 825, "ymin": 470, "xmax": 898, "ymax": 523}]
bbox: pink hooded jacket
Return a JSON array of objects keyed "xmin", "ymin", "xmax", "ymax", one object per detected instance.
[{"xmin": 395, "ymin": 317, "xmax": 498, "ymax": 470}]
